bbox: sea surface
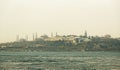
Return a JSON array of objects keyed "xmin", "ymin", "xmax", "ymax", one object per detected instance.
[{"xmin": 0, "ymin": 52, "xmax": 120, "ymax": 70}]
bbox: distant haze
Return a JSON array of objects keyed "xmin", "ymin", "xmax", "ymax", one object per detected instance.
[{"xmin": 0, "ymin": 0, "xmax": 120, "ymax": 43}]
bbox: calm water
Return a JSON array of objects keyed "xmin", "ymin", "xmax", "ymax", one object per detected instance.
[{"xmin": 0, "ymin": 52, "xmax": 120, "ymax": 70}]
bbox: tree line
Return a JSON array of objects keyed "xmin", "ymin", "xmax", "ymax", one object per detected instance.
[{"xmin": 0, "ymin": 37, "xmax": 120, "ymax": 52}]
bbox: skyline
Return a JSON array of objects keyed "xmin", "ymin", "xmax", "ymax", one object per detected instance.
[{"xmin": 0, "ymin": 0, "xmax": 120, "ymax": 43}]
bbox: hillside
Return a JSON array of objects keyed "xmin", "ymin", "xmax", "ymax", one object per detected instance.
[{"xmin": 0, "ymin": 37, "xmax": 120, "ymax": 52}]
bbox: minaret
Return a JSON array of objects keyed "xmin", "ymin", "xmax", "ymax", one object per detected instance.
[
  {"xmin": 84, "ymin": 30, "xmax": 87, "ymax": 38},
  {"xmin": 51, "ymin": 32, "xmax": 53, "ymax": 37},
  {"xmin": 35, "ymin": 32, "xmax": 37, "ymax": 39},
  {"xmin": 56, "ymin": 32, "xmax": 58, "ymax": 37},
  {"xmin": 33, "ymin": 33, "xmax": 35, "ymax": 41}
]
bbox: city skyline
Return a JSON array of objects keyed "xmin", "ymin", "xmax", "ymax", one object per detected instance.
[{"xmin": 0, "ymin": 0, "xmax": 120, "ymax": 43}]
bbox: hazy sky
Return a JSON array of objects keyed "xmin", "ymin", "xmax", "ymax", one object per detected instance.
[{"xmin": 0, "ymin": 0, "xmax": 120, "ymax": 43}]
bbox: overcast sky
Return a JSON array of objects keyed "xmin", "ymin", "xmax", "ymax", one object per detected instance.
[{"xmin": 0, "ymin": 0, "xmax": 120, "ymax": 43}]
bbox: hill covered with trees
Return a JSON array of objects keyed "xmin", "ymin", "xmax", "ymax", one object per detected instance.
[{"xmin": 0, "ymin": 36, "xmax": 120, "ymax": 52}]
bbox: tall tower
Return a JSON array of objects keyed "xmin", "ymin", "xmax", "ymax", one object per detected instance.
[
  {"xmin": 35, "ymin": 32, "xmax": 37, "ymax": 39},
  {"xmin": 56, "ymin": 32, "xmax": 58, "ymax": 37},
  {"xmin": 33, "ymin": 33, "xmax": 35, "ymax": 41},
  {"xmin": 51, "ymin": 32, "xmax": 53, "ymax": 37},
  {"xmin": 84, "ymin": 30, "xmax": 87, "ymax": 38}
]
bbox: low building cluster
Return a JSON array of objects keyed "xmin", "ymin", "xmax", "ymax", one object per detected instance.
[
  {"xmin": 15, "ymin": 31, "xmax": 91, "ymax": 44},
  {"xmin": 37, "ymin": 31, "xmax": 91, "ymax": 44}
]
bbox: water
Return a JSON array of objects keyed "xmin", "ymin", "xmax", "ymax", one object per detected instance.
[{"xmin": 0, "ymin": 52, "xmax": 120, "ymax": 70}]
